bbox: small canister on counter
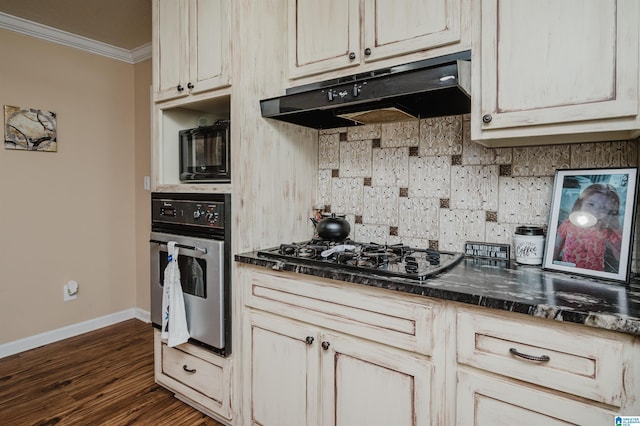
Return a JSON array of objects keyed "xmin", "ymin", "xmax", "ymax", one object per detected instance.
[{"xmin": 513, "ymin": 226, "xmax": 545, "ymax": 265}]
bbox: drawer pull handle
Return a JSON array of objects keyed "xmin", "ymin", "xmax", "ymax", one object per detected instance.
[
  {"xmin": 183, "ymin": 365, "xmax": 197, "ymax": 373},
  {"xmin": 509, "ymin": 347, "xmax": 550, "ymax": 362},
  {"xmin": 321, "ymin": 341, "xmax": 330, "ymax": 351}
]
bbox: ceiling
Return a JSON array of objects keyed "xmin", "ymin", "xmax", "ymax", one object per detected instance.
[{"xmin": 0, "ymin": 0, "xmax": 152, "ymax": 50}]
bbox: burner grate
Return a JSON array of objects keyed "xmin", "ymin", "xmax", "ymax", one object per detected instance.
[{"xmin": 260, "ymin": 239, "xmax": 463, "ymax": 281}]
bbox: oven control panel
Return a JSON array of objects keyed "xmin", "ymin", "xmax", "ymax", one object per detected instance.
[{"xmin": 152, "ymin": 198, "xmax": 225, "ymax": 229}]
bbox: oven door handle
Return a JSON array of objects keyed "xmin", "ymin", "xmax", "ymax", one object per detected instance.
[{"xmin": 150, "ymin": 239, "xmax": 208, "ymax": 254}]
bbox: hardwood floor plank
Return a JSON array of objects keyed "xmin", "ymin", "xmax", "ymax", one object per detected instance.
[{"xmin": 0, "ymin": 319, "xmax": 224, "ymax": 425}]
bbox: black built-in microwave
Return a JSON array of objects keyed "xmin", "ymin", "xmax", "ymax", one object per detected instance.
[{"xmin": 179, "ymin": 121, "xmax": 230, "ymax": 182}]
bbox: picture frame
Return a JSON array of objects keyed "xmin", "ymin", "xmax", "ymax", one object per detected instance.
[
  {"xmin": 543, "ymin": 167, "xmax": 638, "ymax": 282},
  {"xmin": 4, "ymin": 105, "xmax": 57, "ymax": 152}
]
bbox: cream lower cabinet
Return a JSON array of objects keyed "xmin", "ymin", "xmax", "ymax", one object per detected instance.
[
  {"xmin": 154, "ymin": 330, "xmax": 232, "ymax": 424},
  {"xmin": 249, "ymin": 312, "xmax": 432, "ymax": 426},
  {"xmin": 456, "ymin": 308, "xmax": 640, "ymax": 425},
  {"xmin": 243, "ymin": 267, "xmax": 448, "ymax": 426},
  {"xmin": 457, "ymin": 371, "xmax": 615, "ymax": 426},
  {"xmin": 471, "ymin": 0, "xmax": 640, "ymax": 146},
  {"xmin": 240, "ymin": 267, "xmax": 639, "ymax": 425}
]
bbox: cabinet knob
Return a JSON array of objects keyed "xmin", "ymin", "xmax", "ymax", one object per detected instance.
[
  {"xmin": 177, "ymin": 84, "xmax": 184, "ymax": 92},
  {"xmin": 321, "ymin": 341, "xmax": 330, "ymax": 350},
  {"xmin": 348, "ymin": 52, "xmax": 356, "ymax": 60},
  {"xmin": 482, "ymin": 114, "xmax": 493, "ymax": 124},
  {"xmin": 187, "ymin": 82, "xmax": 194, "ymax": 89},
  {"xmin": 364, "ymin": 47, "xmax": 372, "ymax": 56},
  {"xmin": 305, "ymin": 336, "xmax": 314, "ymax": 345}
]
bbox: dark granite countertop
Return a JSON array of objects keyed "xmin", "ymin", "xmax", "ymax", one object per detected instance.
[{"xmin": 235, "ymin": 251, "xmax": 640, "ymax": 337}]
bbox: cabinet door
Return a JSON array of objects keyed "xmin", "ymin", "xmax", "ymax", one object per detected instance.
[
  {"xmin": 320, "ymin": 332, "xmax": 434, "ymax": 426},
  {"xmin": 288, "ymin": 0, "xmax": 360, "ymax": 78},
  {"xmin": 363, "ymin": 0, "xmax": 463, "ymax": 63},
  {"xmin": 249, "ymin": 313, "xmax": 320, "ymax": 426},
  {"xmin": 153, "ymin": 0, "xmax": 189, "ymax": 102},
  {"xmin": 474, "ymin": 0, "xmax": 640, "ymax": 139},
  {"xmin": 456, "ymin": 371, "xmax": 615, "ymax": 426},
  {"xmin": 188, "ymin": 0, "xmax": 230, "ymax": 94}
]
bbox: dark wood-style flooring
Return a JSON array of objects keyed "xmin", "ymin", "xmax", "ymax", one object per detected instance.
[{"xmin": 0, "ymin": 319, "xmax": 224, "ymax": 426}]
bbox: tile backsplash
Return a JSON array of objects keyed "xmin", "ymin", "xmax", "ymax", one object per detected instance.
[{"xmin": 317, "ymin": 115, "xmax": 639, "ymax": 272}]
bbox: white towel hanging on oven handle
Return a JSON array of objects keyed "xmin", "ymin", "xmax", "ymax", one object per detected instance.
[{"xmin": 161, "ymin": 241, "xmax": 190, "ymax": 347}]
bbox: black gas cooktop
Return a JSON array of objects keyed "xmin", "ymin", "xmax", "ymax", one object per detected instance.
[{"xmin": 257, "ymin": 239, "xmax": 464, "ymax": 281}]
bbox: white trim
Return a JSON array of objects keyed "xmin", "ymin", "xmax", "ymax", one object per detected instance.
[
  {"xmin": 134, "ymin": 307, "xmax": 151, "ymax": 323},
  {"xmin": 0, "ymin": 12, "xmax": 151, "ymax": 64},
  {"xmin": 0, "ymin": 308, "xmax": 151, "ymax": 359},
  {"xmin": 131, "ymin": 42, "xmax": 153, "ymax": 63}
]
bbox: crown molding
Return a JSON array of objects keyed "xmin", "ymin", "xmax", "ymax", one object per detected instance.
[{"xmin": 0, "ymin": 12, "xmax": 151, "ymax": 64}]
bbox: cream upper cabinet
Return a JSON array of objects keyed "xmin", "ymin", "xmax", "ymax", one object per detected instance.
[
  {"xmin": 288, "ymin": 0, "xmax": 360, "ymax": 78},
  {"xmin": 289, "ymin": 0, "xmax": 469, "ymax": 79},
  {"xmin": 472, "ymin": 0, "xmax": 640, "ymax": 147},
  {"xmin": 153, "ymin": 0, "xmax": 230, "ymax": 103}
]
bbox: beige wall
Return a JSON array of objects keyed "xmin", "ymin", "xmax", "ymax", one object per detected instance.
[
  {"xmin": 0, "ymin": 29, "xmax": 151, "ymax": 343},
  {"xmin": 134, "ymin": 59, "xmax": 152, "ymax": 312}
]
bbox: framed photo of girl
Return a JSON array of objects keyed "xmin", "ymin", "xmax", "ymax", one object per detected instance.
[{"xmin": 543, "ymin": 167, "xmax": 638, "ymax": 283}]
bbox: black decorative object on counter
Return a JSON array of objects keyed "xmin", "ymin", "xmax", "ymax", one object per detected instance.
[{"xmin": 314, "ymin": 213, "xmax": 351, "ymax": 241}]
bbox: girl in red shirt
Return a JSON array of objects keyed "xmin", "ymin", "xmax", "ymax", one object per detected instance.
[{"xmin": 553, "ymin": 183, "xmax": 622, "ymax": 272}]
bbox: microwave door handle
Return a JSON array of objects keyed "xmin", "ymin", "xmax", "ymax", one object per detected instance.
[{"xmin": 149, "ymin": 239, "xmax": 208, "ymax": 254}]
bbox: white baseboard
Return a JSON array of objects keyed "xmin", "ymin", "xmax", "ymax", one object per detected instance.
[{"xmin": 0, "ymin": 308, "xmax": 151, "ymax": 359}]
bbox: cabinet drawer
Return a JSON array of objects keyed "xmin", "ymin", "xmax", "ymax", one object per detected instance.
[
  {"xmin": 456, "ymin": 370, "xmax": 615, "ymax": 426},
  {"xmin": 161, "ymin": 343, "xmax": 225, "ymax": 402},
  {"xmin": 245, "ymin": 270, "xmax": 438, "ymax": 355},
  {"xmin": 457, "ymin": 310, "xmax": 624, "ymax": 405}
]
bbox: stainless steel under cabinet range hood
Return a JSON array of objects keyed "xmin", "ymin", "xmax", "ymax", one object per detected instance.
[{"xmin": 260, "ymin": 51, "xmax": 471, "ymax": 129}]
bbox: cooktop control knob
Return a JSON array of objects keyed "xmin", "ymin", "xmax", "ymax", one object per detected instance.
[
  {"xmin": 193, "ymin": 209, "xmax": 203, "ymax": 219},
  {"xmin": 206, "ymin": 212, "xmax": 218, "ymax": 224}
]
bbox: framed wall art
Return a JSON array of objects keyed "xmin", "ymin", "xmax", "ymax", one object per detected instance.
[
  {"xmin": 543, "ymin": 167, "xmax": 638, "ymax": 282},
  {"xmin": 4, "ymin": 105, "xmax": 57, "ymax": 152}
]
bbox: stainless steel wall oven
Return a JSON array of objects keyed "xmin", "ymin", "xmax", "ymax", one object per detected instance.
[{"xmin": 150, "ymin": 192, "xmax": 231, "ymax": 356}]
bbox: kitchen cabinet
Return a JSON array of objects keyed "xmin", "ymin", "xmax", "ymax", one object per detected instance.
[
  {"xmin": 456, "ymin": 308, "xmax": 640, "ymax": 425},
  {"xmin": 471, "ymin": 0, "xmax": 640, "ymax": 147},
  {"xmin": 456, "ymin": 371, "xmax": 615, "ymax": 426},
  {"xmin": 153, "ymin": 0, "xmax": 230, "ymax": 103},
  {"xmin": 154, "ymin": 330, "xmax": 232, "ymax": 424},
  {"xmin": 249, "ymin": 313, "xmax": 433, "ymax": 426},
  {"xmin": 242, "ymin": 267, "xmax": 449, "ymax": 425},
  {"xmin": 237, "ymin": 260, "xmax": 640, "ymax": 425},
  {"xmin": 288, "ymin": 0, "xmax": 470, "ymax": 79},
  {"xmin": 151, "ymin": 100, "xmax": 231, "ymax": 191}
]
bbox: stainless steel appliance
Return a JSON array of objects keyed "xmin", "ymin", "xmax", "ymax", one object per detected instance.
[
  {"xmin": 179, "ymin": 120, "xmax": 230, "ymax": 182},
  {"xmin": 150, "ymin": 192, "xmax": 231, "ymax": 356},
  {"xmin": 257, "ymin": 239, "xmax": 463, "ymax": 281}
]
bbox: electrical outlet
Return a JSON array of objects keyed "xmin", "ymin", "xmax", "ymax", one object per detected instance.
[{"xmin": 64, "ymin": 280, "xmax": 78, "ymax": 301}]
